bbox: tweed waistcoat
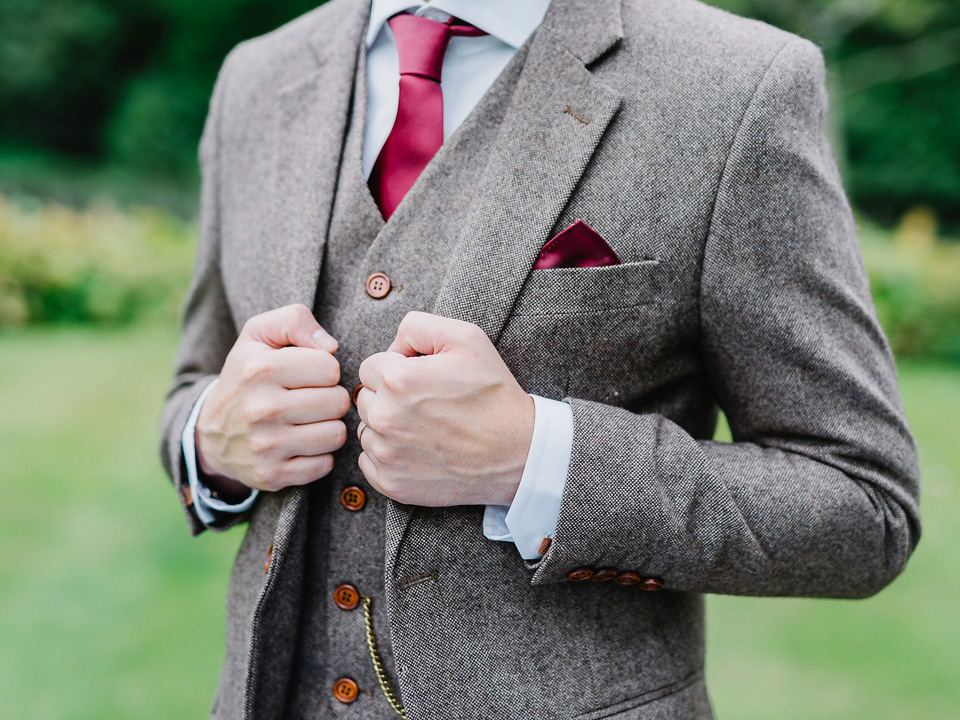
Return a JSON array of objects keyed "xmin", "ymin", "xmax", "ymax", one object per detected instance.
[{"xmin": 282, "ymin": 30, "xmax": 534, "ymax": 720}]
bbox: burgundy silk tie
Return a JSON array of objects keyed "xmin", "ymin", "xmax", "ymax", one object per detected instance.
[{"xmin": 368, "ymin": 13, "xmax": 487, "ymax": 219}]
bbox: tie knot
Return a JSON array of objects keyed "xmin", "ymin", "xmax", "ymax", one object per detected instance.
[{"xmin": 387, "ymin": 13, "xmax": 485, "ymax": 83}]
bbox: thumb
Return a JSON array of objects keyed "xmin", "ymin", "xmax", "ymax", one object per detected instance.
[
  {"xmin": 386, "ymin": 311, "xmax": 470, "ymax": 357},
  {"xmin": 241, "ymin": 303, "xmax": 338, "ymax": 352}
]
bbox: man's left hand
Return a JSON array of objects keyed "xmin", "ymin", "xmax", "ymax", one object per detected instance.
[{"xmin": 356, "ymin": 311, "xmax": 535, "ymax": 507}]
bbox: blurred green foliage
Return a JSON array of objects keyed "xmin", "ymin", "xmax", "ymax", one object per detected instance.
[
  {"xmin": 1, "ymin": 0, "xmax": 959, "ymax": 226},
  {"xmin": 0, "ymin": 193, "xmax": 194, "ymax": 325},
  {"xmin": 862, "ymin": 210, "xmax": 960, "ymax": 363},
  {"xmin": 710, "ymin": 0, "xmax": 960, "ymax": 226},
  {"xmin": 1, "ymin": 192, "xmax": 958, "ymax": 363},
  {"xmin": 0, "ymin": 0, "xmax": 321, "ymax": 173}
]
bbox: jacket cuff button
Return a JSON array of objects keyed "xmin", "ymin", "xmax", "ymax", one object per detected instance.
[{"xmin": 591, "ymin": 568, "xmax": 618, "ymax": 582}]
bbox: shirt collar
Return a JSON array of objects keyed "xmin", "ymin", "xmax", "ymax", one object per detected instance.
[{"xmin": 365, "ymin": 0, "xmax": 552, "ymax": 49}]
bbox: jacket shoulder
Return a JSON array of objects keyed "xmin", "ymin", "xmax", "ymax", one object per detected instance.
[
  {"xmin": 217, "ymin": 0, "xmax": 362, "ymax": 94},
  {"xmin": 620, "ymin": 0, "xmax": 821, "ymax": 78}
]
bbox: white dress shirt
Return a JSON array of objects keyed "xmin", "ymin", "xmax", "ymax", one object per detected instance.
[{"xmin": 183, "ymin": 0, "xmax": 572, "ymax": 560}]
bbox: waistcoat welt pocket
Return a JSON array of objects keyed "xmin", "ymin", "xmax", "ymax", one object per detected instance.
[{"xmin": 512, "ymin": 259, "xmax": 662, "ymax": 317}]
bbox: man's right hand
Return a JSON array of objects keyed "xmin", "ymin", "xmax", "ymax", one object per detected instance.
[{"xmin": 195, "ymin": 303, "xmax": 350, "ymax": 495}]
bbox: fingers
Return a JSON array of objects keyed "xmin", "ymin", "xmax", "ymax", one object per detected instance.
[
  {"xmin": 355, "ymin": 385, "xmax": 374, "ymax": 426},
  {"xmin": 274, "ymin": 453, "xmax": 336, "ymax": 487},
  {"xmin": 358, "ymin": 351, "xmax": 406, "ymax": 392},
  {"xmin": 356, "ymin": 420, "xmax": 392, "ymax": 471},
  {"xmin": 385, "ymin": 310, "xmax": 446, "ymax": 357},
  {"xmin": 283, "ymin": 419, "xmax": 348, "ymax": 458},
  {"xmin": 267, "ymin": 346, "xmax": 342, "ymax": 388},
  {"xmin": 357, "ymin": 419, "xmax": 378, "ymax": 455},
  {"xmin": 241, "ymin": 303, "xmax": 338, "ymax": 352},
  {"xmin": 357, "ymin": 450, "xmax": 381, "ymax": 489},
  {"xmin": 386, "ymin": 310, "xmax": 486, "ymax": 356},
  {"xmin": 282, "ymin": 386, "xmax": 351, "ymax": 424}
]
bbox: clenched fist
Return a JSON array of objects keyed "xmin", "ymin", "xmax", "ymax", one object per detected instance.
[
  {"xmin": 356, "ymin": 311, "xmax": 535, "ymax": 507},
  {"xmin": 195, "ymin": 303, "xmax": 351, "ymax": 497}
]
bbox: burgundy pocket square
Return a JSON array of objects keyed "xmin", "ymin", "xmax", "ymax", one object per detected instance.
[{"xmin": 533, "ymin": 219, "xmax": 621, "ymax": 269}]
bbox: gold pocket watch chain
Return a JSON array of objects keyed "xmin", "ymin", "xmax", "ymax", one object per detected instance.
[{"xmin": 361, "ymin": 596, "xmax": 407, "ymax": 718}]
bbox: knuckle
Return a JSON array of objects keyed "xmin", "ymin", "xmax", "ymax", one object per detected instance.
[
  {"xmin": 376, "ymin": 442, "xmax": 400, "ymax": 466},
  {"xmin": 463, "ymin": 322, "xmax": 487, "ymax": 344},
  {"xmin": 379, "ymin": 472, "xmax": 408, "ymax": 503},
  {"xmin": 381, "ymin": 365, "xmax": 412, "ymax": 394},
  {"xmin": 249, "ymin": 434, "xmax": 277, "ymax": 458},
  {"xmin": 331, "ymin": 420, "xmax": 348, "ymax": 450},
  {"xmin": 366, "ymin": 403, "xmax": 393, "ymax": 434},
  {"xmin": 289, "ymin": 303, "xmax": 311, "ymax": 318},
  {"xmin": 316, "ymin": 453, "xmax": 335, "ymax": 478},
  {"xmin": 335, "ymin": 386, "xmax": 351, "ymax": 417},
  {"xmin": 244, "ymin": 399, "xmax": 276, "ymax": 425},
  {"xmin": 374, "ymin": 470, "xmax": 397, "ymax": 497},
  {"xmin": 240, "ymin": 358, "xmax": 272, "ymax": 383},
  {"xmin": 357, "ymin": 354, "xmax": 370, "ymax": 376},
  {"xmin": 241, "ymin": 315, "xmax": 259, "ymax": 336},
  {"xmin": 268, "ymin": 466, "xmax": 289, "ymax": 490},
  {"xmin": 322, "ymin": 353, "xmax": 341, "ymax": 385},
  {"xmin": 251, "ymin": 464, "xmax": 276, "ymax": 491}
]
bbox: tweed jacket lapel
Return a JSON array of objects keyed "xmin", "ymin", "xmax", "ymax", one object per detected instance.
[
  {"xmin": 384, "ymin": 0, "xmax": 624, "ymax": 582},
  {"xmin": 431, "ymin": 0, "xmax": 624, "ymax": 344},
  {"xmin": 265, "ymin": 0, "xmax": 622, "ymax": 324},
  {"xmin": 266, "ymin": 0, "xmax": 371, "ymax": 314}
]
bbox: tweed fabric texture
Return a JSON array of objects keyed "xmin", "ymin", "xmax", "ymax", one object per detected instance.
[
  {"xmin": 157, "ymin": 0, "xmax": 921, "ymax": 717},
  {"xmin": 283, "ymin": 30, "xmax": 532, "ymax": 719},
  {"xmin": 281, "ymin": 36, "xmax": 394, "ymax": 719}
]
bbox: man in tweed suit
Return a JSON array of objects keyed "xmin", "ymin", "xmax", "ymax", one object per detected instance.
[{"xmin": 158, "ymin": 0, "xmax": 921, "ymax": 717}]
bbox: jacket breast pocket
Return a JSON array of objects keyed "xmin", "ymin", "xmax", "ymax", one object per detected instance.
[{"xmin": 511, "ymin": 259, "xmax": 663, "ymax": 317}]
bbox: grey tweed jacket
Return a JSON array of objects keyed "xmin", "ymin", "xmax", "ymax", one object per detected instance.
[{"xmin": 158, "ymin": 0, "xmax": 921, "ymax": 717}]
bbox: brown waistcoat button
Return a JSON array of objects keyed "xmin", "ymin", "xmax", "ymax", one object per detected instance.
[
  {"xmin": 340, "ymin": 485, "xmax": 366, "ymax": 511},
  {"xmin": 591, "ymin": 568, "xmax": 618, "ymax": 582},
  {"xmin": 639, "ymin": 576, "xmax": 665, "ymax": 591},
  {"xmin": 333, "ymin": 583, "xmax": 360, "ymax": 611},
  {"xmin": 365, "ymin": 272, "xmax": 391, "ymax": 299},
  {"xmin": 263, "ymin": 542, "xmax": 274, "ymax": 574},
  {"xmin": 180, "ymin": 485, "xmax": 193, "ymax": 507},
  {"xmin": 352, "ymin": 383, "xmax": 364, "ymax": 407},
  {"xmin": 567, "ymin": 568, "xmax": 594, "ymax": 582},
  {"xmin": 333, "ymin": 677, "xmax": 359, "ymax": 704},
  {"xmin": 614, "ymin": 571, "xmax": 641, "ymax": 586},
  {"xmin": 537, "ymin": 537, "xmax": 552, "ymax": 555}
]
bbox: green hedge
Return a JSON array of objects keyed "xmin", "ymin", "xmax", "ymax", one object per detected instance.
[
  {"xmin": 0, "ymin": 193, "xmax": 194, "ymax": 325},
  {"xmin": 1, "ymin": 193, "xmax": 958, "ymax": 364},
  {"xmin": 861, "ymin": 213, "xmax": 960, "ymax": 364}
]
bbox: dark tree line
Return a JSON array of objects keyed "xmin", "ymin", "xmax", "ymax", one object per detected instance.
[{"xmin": 2, "ymin": 0, "xmax": 958, "ymax": 226}]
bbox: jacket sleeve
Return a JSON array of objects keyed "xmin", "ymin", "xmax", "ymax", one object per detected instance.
[
  {"xmin": 157, "ymin": 47, "xmax": 255, "ymax": 537},
  {"xmin": 528, "ymin": 37, "xmax": 921, "ymax": 597}
]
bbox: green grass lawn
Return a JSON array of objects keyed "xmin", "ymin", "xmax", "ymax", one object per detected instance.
[{"xmin": 0, "ymin": 324, "xmax": 956, "ymax": 719}]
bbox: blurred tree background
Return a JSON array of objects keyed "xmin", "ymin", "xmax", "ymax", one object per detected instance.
[
  {"xmin": 1, "ymin": 0, "xmax": 959, "ymax": 360},
  {"xmin": 1, "ymin": 0, "xmax": 959, "ymax": 222},
  {"xmin": 0, "ymin": 1, "xmax": 958, "ymax": 719}
]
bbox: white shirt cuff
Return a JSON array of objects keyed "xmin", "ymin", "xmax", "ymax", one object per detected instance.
[
  {"xmin": 181, "ymin": 377, "xmax": 259, "ymax": 524},
  {"xmin": 482, "ymin": 394, "xmax": 574, "ymax": 560}
]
